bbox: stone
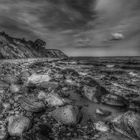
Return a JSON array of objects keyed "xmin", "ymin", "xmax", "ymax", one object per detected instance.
[
  {"xmin": 50, "ymin": 105, "xmax": 81, "ymax": 125},
  {"xmin": 20, "ymin": 71, "xmax": 31, "ymax": 83},
  {"xmin": 19, "ymin": 97, "xmax": 45, "ymax": 112},
  {"xmin": 65, "ymin": 79, "xmax": 76, "ymax": 86},
  {"xmin": 101, "ymin": 94, "xmax": 128, "ymax": 107},
  {"xmin": 94, "ymin": 121, "xmax": 109, "ymax": 132},
  {"xmin": 10, "ymin": 84, "xmax": 21, "ymax": 94},
  {"xmin": 82, "ymin": 85, "xmax": 98, "ymax": 103},
  {"xmin": 8, "ymin": 115, "xmax": 30, "ymax": 137},
  {"xmin": 81, "ymin": 77, "xmax": 108, "ymax": 103},
  {"xmin": 27, "ymin": 74, "xmax": 51, "ymax": 84},
  {"xmin": 37, "ymin": 91, "xmax": 47, "ymax": 100},
  {"xmin": 106, "ymin": 64, "xmax": 115, "ymax": 68},
  {"xmin": 95, "ymin": 108, "xmax": 111, "ymax": 117},
  {"xmin": 0, "ymin": 89, "xmax": 5, "ymax": 95},
  {"xmin": 45, "ymin": 92, "xmax": 69, "ymax": 107},
  {"xmin": 2, "ymin": 102, "xmax": 11, "ymax": 111},
  {"xmin": 111, "ymin": 32, "xmax": 124, "ymax": 40},
  {"xmin": 60, "ymin": 68, "xmax": 79, "ymax": 78},
  {"xmin": 112, "ymin": 111, "xmax": 140, "ymax": 140}
]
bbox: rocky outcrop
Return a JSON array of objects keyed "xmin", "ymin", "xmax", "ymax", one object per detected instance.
[{"xmin": 0, "ymin": 32, "xmax": 67, "ymax": 59}]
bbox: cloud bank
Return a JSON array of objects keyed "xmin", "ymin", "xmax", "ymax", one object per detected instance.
[{"xmin": 0, "ymin": 0, "xmax": 139, "ymax": 56}]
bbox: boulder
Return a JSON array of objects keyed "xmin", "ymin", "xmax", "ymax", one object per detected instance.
[
  {"xmin": 50, "ymin": 105, "xmax": 82, "ymax": 125},
  {"xmin": 82, "ymin": 85, "xmax": 108, "ymax": 103},
  {"xmin": 8, "ymin": 115, "xmax": 30, "ymax": 137},
  {"xmin": 81, "ymin": 77, "xmax": 108, "ymax": 103},
  {"xmin": 27, "ymin": 74, "xmax": 51, "ymax": 84},
  {"xmin": 18, "ymin": 97, "xmax": 45, "ymax": 112},
  {"xmin": 45, "ymin": 92, "xmax": 70, "ymax": 107},
  {"xmin": 112, "ymin": 111, "xmax": 140, "ymax": 140},
  {"xmin": 101, "ymin": 94, "xmax": 128, "ymax": 107}
]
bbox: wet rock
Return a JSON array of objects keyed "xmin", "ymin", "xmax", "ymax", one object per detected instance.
[
  {"xmin": 38, "ymin": 81, "xmax": 59, "ymax": 90},
  {"xmin": 45, "ymin": 92, "xmax": 70, "ymax": 107},
  {"xmin": 0, "ymin": 89, "xmax": 4, "ymax": 95},
  {"xmin": 106, "ymin": 64, "xmax": 115, "ymax": 68},
  {"xmin": 112, "ymin": 111, "xmax": 140, "ymax": 140},
  {"xmin": 94, "ymin": 121, "xmax": 109, "ymax": 132},
  {"xmin": 2, "ymin": 102, "xmax": 11, "ymax": 111},
  {"xmin": 19, "ymin": 71, "xmax": 31, "ymax": 83},
  {"xmin": 60, "ymin": 68, "xmax": 79, "ymax": 78},
  {"xmin": 9, "ymin": 84, "xmax": 21, "ymax": 94},
  {"xmin": 101, "ymin": 94, "xmax": 128, "ymax": 107},
  {"xmin": 81, "ymin": 77, "xmax": 108, "ymax": 103},
  {"xmin": 64, "ymin": 79, "xmax": 77, "ymax": 86},
  {"xmin": 27, "ymin": 74, "xmax": 51, "ymax": 84},
  {"xmin": 50, "ymin": 105, "xmax": 82, "ymax": 125},
  {"xmin": 96, "ymin": 108, "xmax": 111, "ymax": 117},
  {"xmin": 82, "ymin": 85, "xmax": 108, "ymax": 103},
  {"xmin": 8, "ymin": 115, "xmax": 30, "ymax": 137},
  {"xmin": 18, "ymin": 97, "xmax": 45, "ymax": 112},
  {"xmin": 82, "ymin": 85, "xmax": 99, "ymax": 103},
  {"xmin": 37, "ymin": 91, "xmax": 47, "ymax": 100},
  {"xmin": 129, "ymin": 72, "xmax": 138, "ymax": 77}
]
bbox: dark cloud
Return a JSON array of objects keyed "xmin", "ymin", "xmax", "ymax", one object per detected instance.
[{"xmin": 0, "ymin": 0, "xmax": 140, "ymax": 56}]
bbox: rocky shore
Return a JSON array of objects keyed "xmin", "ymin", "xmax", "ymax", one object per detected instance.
[{"xmin": 0, "ymin": 58, "xmax": 140, "ymax": 140}]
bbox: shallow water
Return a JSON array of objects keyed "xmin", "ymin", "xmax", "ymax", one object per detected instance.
[{"xmin": 69, "ymin": 89, "xmax": 127, "ymax": 123}]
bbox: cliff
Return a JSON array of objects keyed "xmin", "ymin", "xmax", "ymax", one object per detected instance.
[{"xmin": 0, "ymin": 32, "xmax": 67, "ymax": 59}]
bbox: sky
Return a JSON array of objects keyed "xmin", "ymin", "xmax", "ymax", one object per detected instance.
[{"xmin": 0, "ymin": 0, "xmax": 140, "ymax": 56}]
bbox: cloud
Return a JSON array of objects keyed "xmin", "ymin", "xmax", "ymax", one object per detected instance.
[{"xmin": 0, "ymin": 0, "xmax": 139, "ymax": 56}]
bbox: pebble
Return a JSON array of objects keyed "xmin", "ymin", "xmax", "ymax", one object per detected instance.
[
  {"xmin": 10, "ymin": 84, "xmax": 21, "ymax": 94},
  {"xmin": 94, "ymin": 121, "xmax": 109, "ymax": 132},
  {"xmin": 2, "ymin": 103, "xmax": 11, "ymax": 111},
  {"xmin": 9, "ymin": 99, "xmax": 15, "ymax": 105},
  {"xmin": 95, "ymin": 108, "xmax": 111, "ymax": 117},
  {"xmin": 37, "ymin": 91, "xmax": 46, "ymax": 100}
]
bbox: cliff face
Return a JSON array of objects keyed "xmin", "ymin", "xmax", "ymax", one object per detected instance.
[{"xmin": 0, "ymin": 32, "xmax": 67, "ymax": 59}]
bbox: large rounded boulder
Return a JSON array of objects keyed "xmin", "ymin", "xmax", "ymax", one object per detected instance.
[{"xmin": 112, "ymin": 111, "xmax": 140, "ymax": 140}]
